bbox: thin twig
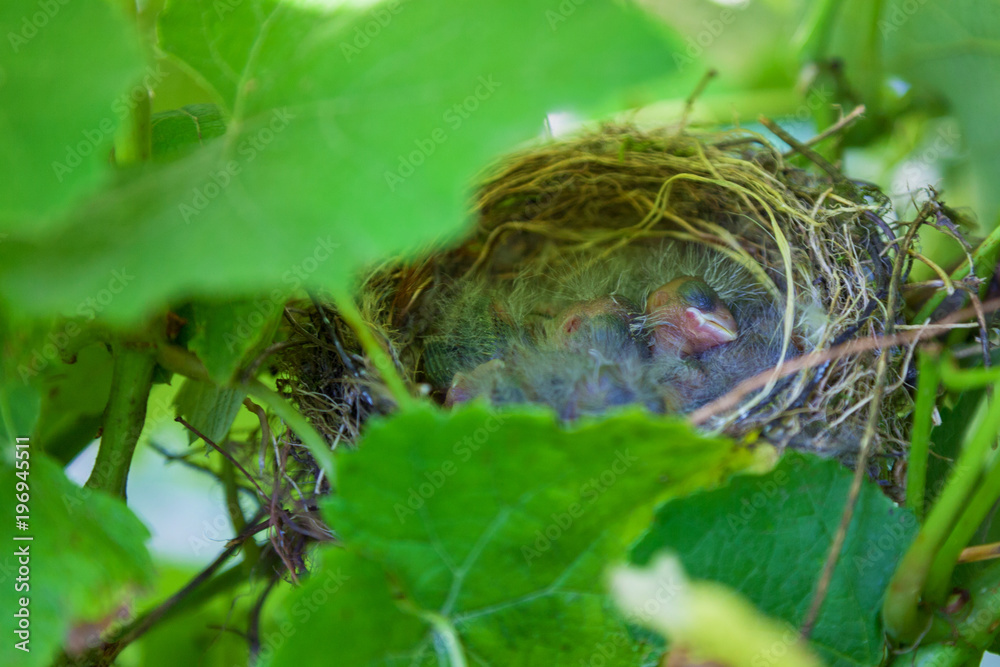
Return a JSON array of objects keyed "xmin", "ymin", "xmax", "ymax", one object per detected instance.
[
  {"xmin": 760, "ymin": 115, "xmax": 841, "ymax": 180},
  {"xmin": 248, "ymin": 572, "xmax": 281, "ymax": 664},
  {"xmin": 782, "ymin": 105, "xmax": 865, "ymax": 158},
  {"xmin": 680, "ymin": 69, "xmax": 717, "ymax": 130},
  {"xmin": 959, "ymin": 543, "xmax": 1000, "ymax": 564},
  {"xmin": 175, "ymin": 416, "xmax": 272, "ymax": 503},
  {"xmin": 91, "ymin": 515, "xmax": 270, "ymax": 664}
]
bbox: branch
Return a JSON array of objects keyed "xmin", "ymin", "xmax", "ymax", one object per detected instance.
[{"xmin": 85, "ymin": 341, "xmax": 157, "ymax": 498}]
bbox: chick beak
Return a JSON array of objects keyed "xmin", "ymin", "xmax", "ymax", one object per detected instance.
[
  {"xmin": 646, "ymin": 277, "xmax": 739, "ymax": 356},
  {"xmin": 686, "ymin": 305, "xmax": 738, "ymax": 350}
]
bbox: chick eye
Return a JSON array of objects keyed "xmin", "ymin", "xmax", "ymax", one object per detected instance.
[{"xmin": 677, "ymin": 279, "xmax": 717, "ymax": 311}]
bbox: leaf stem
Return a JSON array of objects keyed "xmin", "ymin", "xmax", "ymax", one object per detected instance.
[
  {"xmin": 85, "ymin": 341, "xmax": 157, "ymax": 498},
  {"xmin": 222, "ymin": 456, "xmax": 261, "ymax": 572},
  {"xmin": 883, "ymin": 379, "xmax": 1000, "ymax": 641},
  {"xmin": 940, "ymin": 355, "xmax": 1000, "ymax": 389},
  {"xmin": 924, "ymin": 382, "xmax": 1000, "ymax": 601},
  {"xmin": 398, "ymin": 601, "xmax": 467, "ymax": 667},
  {"xmin": 113, "ymin": 0, "xmax": 151, "ymax": 166},
  {"xmin": 887, "ymin": 560, "xmax": 1000, "ymax": 666}
]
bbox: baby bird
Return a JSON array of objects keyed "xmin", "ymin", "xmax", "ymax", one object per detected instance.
[
  {"xmin": 446, "ymin": 296, "xmax": 678, "ymax": 417},
  {"xmin": 421, "ymin": 283, "xmax": 519, "ymax": 389},
  {"xmin": 553, "ymin": 296, "xmax": 641, "ymax": 358},
  {"xmin": 425, "ymin": 240, "xmax": 795, "ymax": 419},
  {"xmin": 643, "ymin": 277, "xmax": 738, "ymax": 357}
]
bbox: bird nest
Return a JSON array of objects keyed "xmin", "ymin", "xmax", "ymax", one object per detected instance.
[{"xmin": 274, "ymin": 121, "xmax": 956, "ymax": 498}]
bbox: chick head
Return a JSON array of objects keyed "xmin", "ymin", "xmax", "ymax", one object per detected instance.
[
  {"xmin": 551, "ymin": 296, "xmax": 641, "ymax": 358},
  {"xmin": 645, "ymin": 276, "xmax": 738, "ymax": 356}
]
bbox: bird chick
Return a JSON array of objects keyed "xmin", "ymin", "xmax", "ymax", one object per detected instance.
[
  {"xmin": 446, "ymin": 345, "xmax": 678, "ymax": 418},
  {"xmin": 446, "ymin": 297, "xmax": 679, "ymax": 417},
  {"xmin": 445, "ymin": 359, "xmax": 507, "ymax": 407},
  {"xmin": 644, "ymin": 277, "xmax": 738, "ymax": 357},
  {"xmin": 551, "ymin": 296, "xmax": 642, "ymax": 359},
  {"xmin": 421, "ymin": 281, "xmax": 520, "ymax": 390}
]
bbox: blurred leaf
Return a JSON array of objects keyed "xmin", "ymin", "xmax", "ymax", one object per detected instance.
[
  {"xmin": 0, "ymin": 382, "xmax": 39, "ymax": 443},
  {"xmin": 0, "ymin": 315, "xmax": 43, "ymax": 441},
  {"xmin": 151, "ymin": 104, "xmax": 227, "ymax": 162},
  {"xmin": 187, "ymin": 298, "xmax": 283, "ymax": 383},
  {"xmin": 884, "ymin": 0, "xmax": 1000, "ymax": 227},
  {"xmin": 33, "ymin": 343, "xmax": 113, "ymax": 463},
  {"xmin": 124, "ymin": 564, "xmax": 257, "ymax": 667},
  {"xmin": 267, "ymin": 405, "xmax": 760, "ymax": 665},
  {"xmin": 174, "ymin": 379, "xmax": 245, "ymax": 445},
  {"xmin": 612, "ymin": 555, "xmax": 823, "ymax": 667},
  {"xmin": 0, "ymin": 0, "xmax": 682, "ymax": 321},
  {"xmin": 265, "ymin": 548, "xmax": 426, "ymax": 666},
  {"xmin": 0, "ymin": 0, "xmax": 143, "ymax": 227},
  {"xmin": 630, "ymin": 452, "xmax": 917, "ymax": 667},
  {"xmin": 810, "ymin": 0, "xmax": 892, "ymax": 143},
  {"xmin": 0, "ymin": 452, "xmax": 153, "ymax": 667}
]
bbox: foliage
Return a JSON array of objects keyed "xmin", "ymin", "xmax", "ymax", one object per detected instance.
[
  {"xmin": 632, "ymin": 453, "xmax": 916, "ymax": 666},
  {"xmin": 2, "ymin": 0, "xmax": 1000, "ymax": 665},
  {"xmin": 266, "ymin": 405, "xmax": 759, "ymax": 666}
]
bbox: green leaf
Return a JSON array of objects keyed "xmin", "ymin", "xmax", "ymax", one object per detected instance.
[
  {"xmin": 884, "ymin": 0, "xmax": 1000, "ymax": 226},
  {"xmin": 151, "ymin": 104, "xmax": 227, "ymax": 162},
  {"xmin": 0, "ymin": 0, "xmax": 144, "ymax": 227},
  {"xmin": 186, "ymin": 297, "xmax": 283, "ymax": 383},
  {"xmin": 156, "ymin": 0, "xmax": 277, "ymax": 115},
  {"xmin": 265, "ymin": 548, "xmax": 427, "ymax": 666},
  {"xmin": 0, "ymin": 451, "xmax": 154, "ymax": 667},
  {"xmin": 174, "ymin": 378, "xmax": 245, "ymax": 445},
  {"xmin": 631, "ymin": 452, "xmax": 917, "ymax": 667},
  {"xmin": 0, "ymin": 315, "xmax": 43, "ymax": 441},
  {"xmin": 0, "ymin": 0, "xmax": 682, "ymax": 321},
  {"xmin": 612, "ymin": 556, "xmax": 823, "ymax": 667},
  {"xmin": 266, "ymin": 404, "xmax": 759, "ymax": 665},
  {"xmin": 33, "ymin": 343, "xmax": 113, "ymax": 463}
]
